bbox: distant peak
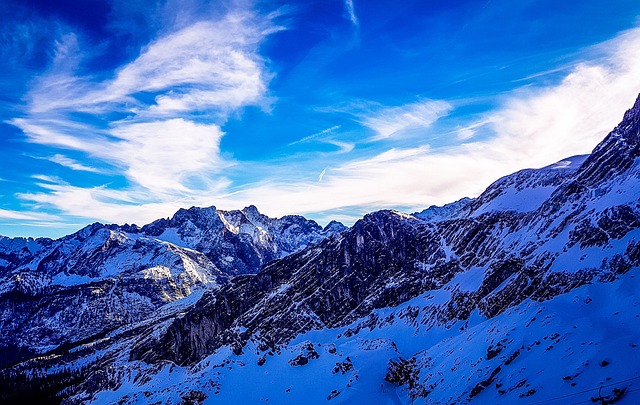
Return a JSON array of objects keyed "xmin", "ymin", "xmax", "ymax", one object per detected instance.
[
  {"xmin": 323, "ymin": 220, "xmax": 347, "ymax": 233},
  {"xmin": 242, "ymin": 205, "xmax": 260, "ymax": 214}
]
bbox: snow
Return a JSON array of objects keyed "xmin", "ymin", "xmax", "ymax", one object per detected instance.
[
  {"xmin": 267, "ymin": 283, "xmax": 291, "ymax": 299},
  {"xmin": 156, "ymin": 228, "xmax": 189, "ymax": 248},
  {"xmin": 447, "ymin": 266, "xmax": 485, "ymax": 292},
  {"xmin": 51, "ymin": 272, "xmax": 95, "ymax": 287},
  {"xmin": 108, "ymin": 268, "xmax": 640, "ymax": 404},
  {"xmin": 542, "ymin": 154, "xmax": 589, "ymax": 170},
  {"xmin": 473, "ymin": 185, "xmax": 557, "ymax": 215},
  {"xmin": 82, "ymin": 259, "xmax": 640, "ymax": 405}
]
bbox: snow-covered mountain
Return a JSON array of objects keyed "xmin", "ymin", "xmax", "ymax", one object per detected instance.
[
  {"xmin": 140, "ymin": 205, "xmax": 346, "ymax": 275},
  {"xmin": 2, "ymin": 96, "xmax": 640, "ymax": 404},
  {"xmin": 0, "ymin": 207, "xmax": 344, "ymax": 369}
]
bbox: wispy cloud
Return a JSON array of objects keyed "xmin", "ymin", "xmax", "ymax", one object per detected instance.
[
  {"xmin": 344, "ymin": 0, "xmax": 359, "ymax": 27},
  {"xmin": 288, "ymin": 125, "xmax": 353, "ymax": 154},
  {"xmin": 360, "ymin": 100, "xmax": 454, "ymax": 141},
  {"xmin": 10, "ymin": 7, "xmax": 279, "ymax": 225},
  {"xmin": 106, "ymin": 119, "xmax": 227, "ymax": 194},
  {"xmin": 318, "ymin": 168, "xmax": 327, "ymax": 182},
  {"xmin": 0, "ymin": 208, "xmax": 59, "ymax": 221},
  {"xmin": 25, "ymin": 13, "xmax": 276, "ymax": 117},
  {"xmin": 47, "ymin": 154, "xmax": 101, "ymax": 173},
  {"xmin": 206, "ymin": 26, "xmax": 640, "ymax": 223},
  {"xmin": 289, "ymin": 125, "xmax": 341, "ymax": 146},
  {"xmin": 455, "ymin": 119, "xmax": 493, "ymax": 141},
  {"xmin": 325, "ymin": 140, "xmax": 355, "ymax": 154}
]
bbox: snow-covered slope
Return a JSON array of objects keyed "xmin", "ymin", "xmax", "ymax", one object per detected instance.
[
  {"xmin": 56, "ymin": 266, "xmax": 640, "ymax": 405},
  {"xmin": 0, "ymin": 223, "xmax": 228, "ymax": 365},
  {"xmin": 2, "ymin": 96, "xmax": 640, "ymax": 404},
  {"xmin": 468, "ymin": 154, "xmax": 589, "ymax": 216}
]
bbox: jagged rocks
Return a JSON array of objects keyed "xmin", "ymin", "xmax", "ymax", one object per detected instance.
[{"xmin": 385, "ymin": 357, "xmax": 418, "ymax": 386}]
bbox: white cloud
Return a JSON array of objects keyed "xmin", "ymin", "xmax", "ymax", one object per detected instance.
[
  {"xmin": 344, "ymin": 0, "xmax": 359, "ymax": 27},
  {"xmin": 26, "ymin": 13, "xmax": 274, "ymax": 116},
  {"xmin": 205, "ymin": 26, "xmax": 640, "ymax": 223},
  {"xmin": 455, "ymin": 119, "xmax": 493, "ymax": 141},
  {"xmin": 325, "ymin": 140, "xmax": 355, "ymax": 154},
  {"xmin": 49, "ymin": 154, "xmax": 101, "ymax": 173},
  {"xmin": 318, "ymin": 168, "xmax": 327, "ymax": 182},
  {"xmin": 361, "ymin": 100, "xmax": 454, "ymax": 140},
  {"xmin": 0, "ymin": 208, "xmax": 59, "ymax": 221},
  {"xmin": 13, "ymin": 117, "xmax": 229, "ymax": 195},
  {"xmin": 11, "ymin": 8, "xmax": 276, "ymax": 225},
  {"xmin": 18, "ymin": 180, "xmax": 231, "ymax": 226},
  {"xmin": 106, "ymin": 119, "xmax": 227, "ymax": 194},
  {"xmin": 11, "ymin": 118, "xmax": 102, "ymax": 152}
]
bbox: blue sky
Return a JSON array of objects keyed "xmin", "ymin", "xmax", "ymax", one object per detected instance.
[{"xmin": 2, "ymin": 0, "xmax": 640, "ymax": 238}]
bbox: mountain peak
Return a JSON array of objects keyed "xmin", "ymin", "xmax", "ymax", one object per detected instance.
[
  {"xmin": 241, "ymin": 205, "xmax": 261, "ymax": 216},
  {"xmin": 623, "ymin": 93, "xmax": 640, "ymax": 122}
]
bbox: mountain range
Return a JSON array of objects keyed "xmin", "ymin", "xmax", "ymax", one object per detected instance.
[{"xmin": 2, "ymin": 95, "xmax": 640, "ymax": 404}]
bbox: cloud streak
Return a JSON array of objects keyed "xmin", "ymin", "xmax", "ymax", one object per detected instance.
[
  {"xmin": 360, "ymin": 100, "xmax": 454, "ymax": 141},
  {"xmin": 48, "ymin": 154, "xmax": 101, "ymax": 173},
  {"xmin": 0, "ymin": 208, "xmax": 59, "ymax": 221},
  {"xmin": 344, "ymin": 0, "xmax": 359, "ymax": 27}
]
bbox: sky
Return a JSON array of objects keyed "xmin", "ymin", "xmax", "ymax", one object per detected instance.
[{"xmin": 2, "ymin": 0, "xmax": 640, "ymax": 238}]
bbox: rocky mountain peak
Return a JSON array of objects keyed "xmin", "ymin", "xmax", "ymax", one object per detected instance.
[
  {"xmin": 623, "ymin": 92, "xmax": 640, "ymax": 122},
  {"xmin": 563, "ymin": 93, "xmax": 640, "ymax": 189},
  {"xmin": 322, "ymin": 220, "xmax": 348, "ymax": 234},
  {"xmin": 171, "ymin": 205, "xmax": 218, "ymax": 226},
  {"xmin": 241, "ymin": 204, "xmax": 261, "ymax": 218}
]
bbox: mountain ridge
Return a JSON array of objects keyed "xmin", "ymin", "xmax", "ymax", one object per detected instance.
[{"xmin": 2, "ymin": 95, "xmax": 640, "ymax": 404}]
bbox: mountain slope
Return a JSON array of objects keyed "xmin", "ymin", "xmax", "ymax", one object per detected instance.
[
  {"xmin": 112, "ymin": 95, "xmax": 640, "ymax": 403},
  {"xmin": 76, "ymin": 266, "xmax": 640, "ymax": 405},
  {"xmin": 0, "ymin": 207, "xmax": 344, "ymax": 368}
]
